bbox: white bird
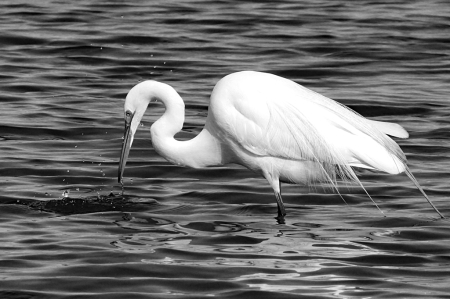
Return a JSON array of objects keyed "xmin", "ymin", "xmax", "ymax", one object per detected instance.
[{"xmin": 118, "ymin": 71, "xmax": 444, "ymax": 220}]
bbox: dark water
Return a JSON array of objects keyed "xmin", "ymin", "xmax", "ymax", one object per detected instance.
[{"xmin": 1, "ymin": 0, "xmax": 450, "ymax": 298}]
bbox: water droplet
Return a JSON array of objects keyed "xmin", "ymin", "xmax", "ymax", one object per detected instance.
[
  {"xmin": 75, "ymin": 145, "xmax": 77, "ymax": 148},
  {"xmin": 98, "ymin": 163, "xmax": 102, "ymax": 166},
  {"xmin": 102, "ymin": 173, "xmax": 105, "ymax": 176},
  {"xmin": 45, "ymin": 192, "xmax": 49, "ymax": 196},
  {"xmin": 62, "ymin": 190, "xmax": 69, "ymax": 198},
  {"xmin": 67, "ymin": 170, "xmax": 70, "ymax": 172}
]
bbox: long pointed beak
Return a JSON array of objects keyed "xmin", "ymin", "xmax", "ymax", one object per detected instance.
[{"xmin": 118, "ymin": 112, "xmax": 134, "ymax": 183}]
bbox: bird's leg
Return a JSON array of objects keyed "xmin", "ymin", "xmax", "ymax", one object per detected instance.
[
  {"xmin": 263, "ymin": 171, "xmax": 286, "ymax": 223},
  {"xmin": 275, "ymin": 190, "xmax": 286, "ymax": 222},
  {"xmin": 275, "ymin": 181, "xmax": 286, "ymax": 223}
]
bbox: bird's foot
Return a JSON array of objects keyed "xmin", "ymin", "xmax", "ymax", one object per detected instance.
[{"xmin": 275, "ymin": 212, "xmax": 286, "ymax": 224}]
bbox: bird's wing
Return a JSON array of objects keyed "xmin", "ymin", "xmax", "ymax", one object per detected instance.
[
  {"xmin": 368, "ymin": 119, "xmax": 409, "ymax": 139},
  {"xmin": 211, "ymin": 72, "xmax": 407, "ymax": 180}
]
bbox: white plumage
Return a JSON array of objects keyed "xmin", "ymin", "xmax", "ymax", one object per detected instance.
[{"xmin": 118, "ymin": 71, "xmax": 443, "ymax": 220}]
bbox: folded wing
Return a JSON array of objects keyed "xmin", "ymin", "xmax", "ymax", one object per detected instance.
[{"xmin": 211, "ymin": 71, "xmax": 408, "ymax": 183}]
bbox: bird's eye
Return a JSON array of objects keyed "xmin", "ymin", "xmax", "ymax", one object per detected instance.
[{"xmin": 125, "ymin": 110, "xmax": 133, "ymax": 124}]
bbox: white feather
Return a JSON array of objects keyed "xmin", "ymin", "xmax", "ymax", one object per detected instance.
[{"xmin": 211, "ymin": 71, "xmax": 406, "ymax": 185}]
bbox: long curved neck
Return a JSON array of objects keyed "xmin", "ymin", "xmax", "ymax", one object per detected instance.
[{"xmin": 136, "ymin": 81, "xmax": 225, "ymax": 168}]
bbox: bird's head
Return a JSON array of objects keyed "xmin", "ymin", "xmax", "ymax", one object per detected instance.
[
  {"xmin": 118, "ymin": 80, "xmax": 182, "ymax": 184},
  {"xmin": 118, "ymin": 81, "xmax": 158, "ymax": 184}
]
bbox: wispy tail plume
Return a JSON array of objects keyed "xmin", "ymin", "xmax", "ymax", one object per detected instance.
[
  {"xmin": 356, "ymin": 179, "xmax": 385, "ymax": 216},
  {"xmin": 405, "ymin": 166, "xmax": 445, "ymax": 218}
]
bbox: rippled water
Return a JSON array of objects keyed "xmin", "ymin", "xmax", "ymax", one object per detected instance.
[{"xmin": 1, "ymin": 0, "xmax": 450, "ymax": 298}]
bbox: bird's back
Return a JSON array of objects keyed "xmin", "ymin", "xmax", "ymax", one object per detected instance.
[{"xmin": 208, "ymin": 71, "xmax": 407, "ymax": 178}]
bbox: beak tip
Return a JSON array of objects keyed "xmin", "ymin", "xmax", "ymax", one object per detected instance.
[{"xmin": 118, "ymin": 166, "xmax": 124, "ymax": 184}]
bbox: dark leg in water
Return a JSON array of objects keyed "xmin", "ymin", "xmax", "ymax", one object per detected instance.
[
  {"xmin": 275, "ymin": 192, "xmax": 286, "ymax": 216},
  {"xmin": 264, "ymin": 172, "xmax": 286, "ymax": 223},
  {"xmin": 275, "ymin": 182, "xmax": 286, "ymax": 223}
]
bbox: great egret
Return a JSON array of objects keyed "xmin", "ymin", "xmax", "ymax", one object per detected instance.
[{"xmin": 118, "ymin": 71, "xmax": 444, "ymax": 220}]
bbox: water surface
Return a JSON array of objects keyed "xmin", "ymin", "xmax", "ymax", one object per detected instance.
[{"xmin": 1, "ymin": 0, "xmax": 450, "ymax": 298}]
